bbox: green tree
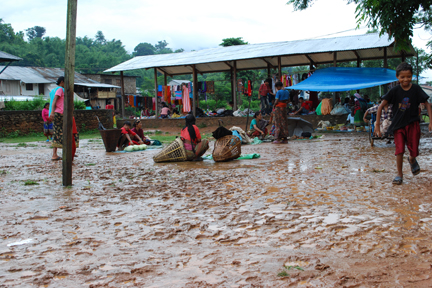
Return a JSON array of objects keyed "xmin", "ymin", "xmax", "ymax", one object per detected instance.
[
  {"xmin": 220, "ymin": 37, "xmax": 248, "ymax": 47},
  {"xmin": 287, "ymin": 0, "xmax": 431, "ymax": 51},
  {"xmin": 94, "ymin": 30, "xmax": 106, "ymax": 45},
  {"xmin": 133, "ymin": 42, "xmax": 156, "ymax": 56},
  {"xmin": 25, "ymin": 26, "xmax": 46, "ymax": 41}
]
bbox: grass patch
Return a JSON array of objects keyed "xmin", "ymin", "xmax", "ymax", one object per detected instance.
[
  {"xmin": 85, "ymin": 163, "xmax": 96, "ymax": 166},
  {"xmin": 197, "ymin": 122, "xmax": 208, "ymax": 128},
  {"xmin": 0, "ymin": 170, "xmax": 9, "ymax": 175},
  {"xmin": 23, "ymin": 180, "xmax": 39, "ymax": 186},
  {"xmin": 1, "ymin": 129, "xmax": 101, "ymax": 144},
  {"xmin": 150, "ymin": 135, "xmax": 176, "ymax": 143},
  {"xmin": 155, "ymin": 130, "xmax": 163, "ymax": 135},
  {"xmin": 277, "ymin": 265, "xmax": 303, "ymax": 277}
]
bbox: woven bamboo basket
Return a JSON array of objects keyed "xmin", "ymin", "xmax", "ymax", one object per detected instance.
[
  {"xmin": 212, "ymin": 135, "xmax": 241, "ymax": 162},
  {"xmin": 99, "ymin": 129, "xmax": 122, "ymax": 152},
  {"xmin": 153, "ymin": 138, "xmax": 187, "ymax": 163}
]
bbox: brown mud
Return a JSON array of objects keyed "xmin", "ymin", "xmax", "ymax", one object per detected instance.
[{"xmin": 1, "ymin": 131, "xmax": 432, "ymax": 287}]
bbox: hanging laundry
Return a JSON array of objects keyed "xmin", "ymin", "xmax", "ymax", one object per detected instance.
[
  {"xmin": 237, "ymin": 79, "xmax": 243, "ymax": 93},
  {"xmin": 182, "ymin": 84, "xmax": 191, "ymax": 113},
  {"xmin": 175, "ymin": 91, "xmax": 182, "ymax": 99},
  {"xmin": 128, "ymin": 95, "xmax": 135, "ymax": 107},
  {"xmin": 247, "ymin": 80, "xmax": 252, "ymax": 96},
  {"xmin": 187, "ymin": 82, "xmax": 192, "ymax": 94}
]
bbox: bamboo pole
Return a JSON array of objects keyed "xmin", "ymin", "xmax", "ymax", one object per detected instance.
[{"xmin": 62, "ymin": 0, "xmax": 77, "ymax": 186}]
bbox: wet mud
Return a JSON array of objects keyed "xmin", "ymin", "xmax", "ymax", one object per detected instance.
[{"xmin": 1, "ymin": 132, "xmax": 432, "ymax": 287}]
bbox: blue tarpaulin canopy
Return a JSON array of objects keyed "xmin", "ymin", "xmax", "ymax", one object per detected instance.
[{"xmin": 286, "ymin": 67, "xmax": 397, "ymax": 92}]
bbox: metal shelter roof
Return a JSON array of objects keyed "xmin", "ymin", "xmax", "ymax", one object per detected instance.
[
  {"xmin": 0, "ymin": 51, "xmax": 22, "ymax": 62},
  {"xmin": 0, "ymin": 66, "xmax": 120, "ymax": 88},
  {"xmin": 105, "ymin": 33, "xmax": 415, "ymax": 76}
]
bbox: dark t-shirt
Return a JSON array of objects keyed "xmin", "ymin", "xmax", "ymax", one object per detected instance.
[{"xmin": 383, "ymin": 84, "xmax": 429, "ymax": 133}]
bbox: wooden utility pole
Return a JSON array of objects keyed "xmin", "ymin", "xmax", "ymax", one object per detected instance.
[
  {"xmin": 62, "ymin": 0, "xmax": 77, "ymax": 186},
  {"xmin": 120, "ymin": 71, "xmax": 125, "ymax": 118},
  {"xmin": 192, "ymin": 65, "xmax": 197, "ymax": 116}
]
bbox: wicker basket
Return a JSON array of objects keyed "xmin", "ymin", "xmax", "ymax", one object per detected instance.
[
  {"xmin": 153, "ymin": 138, "xmax": 187, "ymax": 163},
  {"xmin": 99, "ymin": 129, "xmax": 122, "ymax": 152},
  {"xmin": 212, "ymin": 135, "xmax": 241, "ymax": 162}
]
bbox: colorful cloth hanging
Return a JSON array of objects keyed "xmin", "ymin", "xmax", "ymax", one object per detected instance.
[
  {"xmin": 206, "ymin": 81, "xmax": 215, "ymax": 93},
  {"xmin": 247, "ymin": 80, "xmax": 252, "ymax": 96},
  {"xmin": 182, "ymin": 85, "xmax": 191, "ymax": 113}
]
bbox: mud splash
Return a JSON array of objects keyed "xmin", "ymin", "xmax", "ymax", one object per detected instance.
[{"xmin": 1, "ymin": 133, "xmax": 432, "ymax": 287}]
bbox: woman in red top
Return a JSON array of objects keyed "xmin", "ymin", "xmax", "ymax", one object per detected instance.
[
  {"xmin": 181, "ymin": 114, "xmax": 209, "ymax": 161},
  {"xmin": 131, "ymin": 120, "xmax": 151, "ymax": 145}
]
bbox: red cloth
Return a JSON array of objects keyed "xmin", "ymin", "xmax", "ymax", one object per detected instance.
[
  {"xmin": 301, "ymin": 101, "xmax": 313, "ymax": 111},
  {"xmin": 259, "ymin": 83, "xmax": 271, "ymax": 96},
  {"xmin": 121, "ymin": 127, "xmax": 136, "ymax": 136},
  {"xmin": 309, "ymin": 91, "xmax": 319, "ymax": 109},
  {"xmin": 394, "ymin": 121, "xmax": 420, "ymax": 157},
  {"xmin": 247, "ymin": 80, "xmax": 252, "ymax": 96},
  {"xmin": 105, "ymin": 104, "xmax": 114, "ymax": 110},
  {"xmin": 251, "ymin": 128, "xmax": 268, "ymax": 137}
]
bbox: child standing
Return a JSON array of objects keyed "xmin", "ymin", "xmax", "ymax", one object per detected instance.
[
  {"xmin": 41, "ymin": 102, "xmax": 53, "ymax": 142},
  {"xmin": 375, "ymin": 62, "xmax": 432, "ymax": 185}
]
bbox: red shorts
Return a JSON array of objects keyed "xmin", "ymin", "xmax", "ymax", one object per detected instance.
[{"xmin": 393, "ymin": 121, "xmax": 420, "ymax": 157}]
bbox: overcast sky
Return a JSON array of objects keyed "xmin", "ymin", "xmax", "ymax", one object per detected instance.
[{"xmin": 3, "ymin": 0, "xmax": 432, "ymax": 81}]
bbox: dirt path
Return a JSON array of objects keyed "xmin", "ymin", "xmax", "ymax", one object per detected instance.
[{"xmin": 1, "ymin": 132, "xmax": 432, "ymax": 287}]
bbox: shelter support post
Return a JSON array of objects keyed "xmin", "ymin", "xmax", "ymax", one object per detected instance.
[
  {"xmin": 154, "ymin": 68, "xmax": 158, "ymax": 117},
  {"xmin": 267, "ymin": 64, "xmax": 271, "ymax": 78},
  {"xmin": 232, "ymin": 61, "xmax": 237, "ymax": 111},
  {"xmin": 383, "ymin": 48, "xmax": 388, "ymax": 94},
  {"xmin": 120, "ymin": 71, "xmax": 125, "ymax": 118},
  {"xmin": 401, "ymin": 52, "xmax": 406, "ymax": 62},
  {"xmin": 62, "ymin": 0, "xmax": 77, "ymax": 187},
  {"xmin": 278, "ymin": 57, "xmax": 281, "ymax": 78},
  {"xmin": 164, "ymin": 73, "xmax": 167, "ymax": 86},
  {"xmin": 192, "ymin": 64, "xmax": 197, "ymax": 116},
  {"xmin": 333, "ymin": 52, "xmax": 337, "ymax": 104}
]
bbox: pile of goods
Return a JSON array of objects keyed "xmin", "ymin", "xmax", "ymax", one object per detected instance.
[{"xmin": 123, "ymin": 144, "xmax": 147, "ymax": 152}]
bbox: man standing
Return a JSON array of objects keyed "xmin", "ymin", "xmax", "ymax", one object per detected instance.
[{"xmin": 258, "ymin": 79, "xmax": 272, "ymax": 115}]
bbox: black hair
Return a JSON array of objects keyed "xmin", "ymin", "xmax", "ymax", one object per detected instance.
[
  {"xmin": 344, "ymin": 98, "xmax": 350, "ymax": 104},
  {"xmin": 275, "ymin": 81, "xmax": 283, "ymax": 88},
  {"xmin": 44, "ymin": 102, "xmax": 50, "ymax": 108},
  {"xmin": 396, "ymin": 62, "xmax": 413, "ymax": 76},
  {"xmin": 107, "ymin": 100, "xmax": 111, "ymax": 104},
  {"xmin": 299, "ymin": 97, "xmax": 304, "ymax": 100},
  {"xmin": 253, "ymin": 111, "xmax": 261, "ymax": 118},
  {"xmin": 56, "ymin": 76, "xmax": 64, "ymax": 85},
  {"xmin": 124, "ymin": 121, "xmax": 131, "ymax": 127},
  {"xmin": 133, "ymin": 120, "xmax": 140, "ymax": 128},
  {"xmin": 184, "ymin": 113, "xmax": 197, "ymax": 143},
  {"xmin": 162, "ymin": 102, "xmax": 168, "ymax": 108}
]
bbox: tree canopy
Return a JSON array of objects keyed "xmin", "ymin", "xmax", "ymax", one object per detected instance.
[{"xmin": 287, "ymin": 0, "xmax": 432, "ymax": 53}]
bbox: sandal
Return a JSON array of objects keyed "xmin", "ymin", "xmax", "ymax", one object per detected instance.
[
  {"xmin": 272, "ymin": 140, "xmax": 282, "ymax": 144},
  {"xmin": 51, "ymin": 156, "xmax": 61, "ymax": 161},
  {"xmin": 408, "ymin": 157, "xmax": 420, "ymax": 175},
  {"xmin": 392, "ymin": 176, "xmax": 403, "ymax": 185}
]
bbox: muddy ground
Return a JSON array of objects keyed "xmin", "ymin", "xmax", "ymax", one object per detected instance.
[{"xmin": 1, "ymin": 130, "xmax": 432, "ymax": 287}]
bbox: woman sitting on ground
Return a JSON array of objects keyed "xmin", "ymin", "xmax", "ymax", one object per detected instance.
[
  {"xmin": 181, "ymin": 114, "xmax": 209, "ymax": 161},
  {"xmin": 131, "ymin": 120, "xmax": 151, "ymax": 145},
  {"xmin": 249, "ymin": 111, "xmax": 268, "ymax": 138},
  {"xmin": 160, "ymin": 102, "xmax": 170, "ymax": 119}
]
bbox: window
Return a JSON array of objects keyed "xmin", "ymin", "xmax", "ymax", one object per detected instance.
[
  {"xmin": 116, "ymin": 79, "xmax": 121, "ymax": 86},
  {"xmin": 26, "ymin": 83, "xmax": 33, "ymax": 91},
  {"xmin": 104, "ymin": 79, "xmax": 112, "ymax": 84}
]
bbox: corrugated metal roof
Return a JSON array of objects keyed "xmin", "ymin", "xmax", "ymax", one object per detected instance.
[
  {"xmin": 0, "ymin": 66, "xmax": 51, "ymax": 83},
  {"xmin": 105, "ymin": 33, "xmax": 415, "ymax": 75},
  {"xmin": 0, "ymin": 66, "xmax": 120, "ymax": 88},
  {"xmin": 0, "ymin": 51, "xmax": 22, "ymax": 62}
]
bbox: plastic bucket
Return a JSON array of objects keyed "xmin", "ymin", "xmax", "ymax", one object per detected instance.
[{"xmin": 99, "ymin": 129, "xmax": 122, "ymax": 152}]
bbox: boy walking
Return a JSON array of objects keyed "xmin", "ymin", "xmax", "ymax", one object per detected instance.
[{"xmin": 375, "ymin": 62, "xmax": 432, "ymax": 185}]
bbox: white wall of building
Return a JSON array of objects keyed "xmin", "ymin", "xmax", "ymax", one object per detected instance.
[{"xmin": 0, "ymin": 80, "xmax": 21, "ymax": 96}]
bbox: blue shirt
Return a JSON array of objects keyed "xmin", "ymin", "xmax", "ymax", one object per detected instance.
[
  {"xmin": 275, "ymin": 89, "xmax": 290, "ymax": 101},
  {"xmin": 250, "ymin": 118, "xmax": 257, "ymax": 130},
  {"xmin": 49, "ymin": 86, "xmax": 61, "ymax": 115}
]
